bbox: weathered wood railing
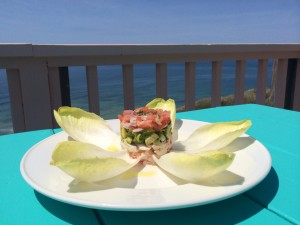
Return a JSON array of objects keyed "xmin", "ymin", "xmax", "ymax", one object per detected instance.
[{"xmin": 0, "ymin": 44, "xmax": 300, "ymax": 133}]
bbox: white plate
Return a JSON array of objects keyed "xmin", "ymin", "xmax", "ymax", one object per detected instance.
[{"xmin": 20, "ymin": 119, "xmax": 271, "ymax": 211}]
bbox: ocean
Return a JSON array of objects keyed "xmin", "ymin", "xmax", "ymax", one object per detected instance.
[{"xmin": 0, "ymin": 60, "xmax": 273, "ymax": 135}]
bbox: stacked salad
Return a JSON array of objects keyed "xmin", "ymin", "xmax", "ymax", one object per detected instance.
[
  {"xmin": 51, "ymin": 98, "xmax": 252, "ymax": 183},
  {"xmin": 118, "ymin": 107, "xmax": 173, "ymax": 165}
]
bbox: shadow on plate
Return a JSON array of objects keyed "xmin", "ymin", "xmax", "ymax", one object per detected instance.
[
  {"xmin": 157, "ymin": 168, "xmax": 245, "ymax": 187},
  {"xmin": 220, "ymin": 137, "xmax": 256, "ymax": 152},
  {"xmin": 67, "ymin": 164, "xmax": 143, "ymax": 193},
  {"xmin": 198, "ymin": 171, "xmax": 245, "ymax": 186},
  {"xmin": 172, "ymin": 136, "xmax": 255, "ymax": 153},
  {"xmin": 173, "ymin": 119, "xmax": 183, "ymax": 141}
]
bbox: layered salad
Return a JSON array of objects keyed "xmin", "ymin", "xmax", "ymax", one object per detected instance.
[
  {"xmin": 118, "ymin": 107, "xmax": 172, "ymax": 165},
  {"xmin": 50, "ymin": 98, "xmax": 251, "ymax": 183}
]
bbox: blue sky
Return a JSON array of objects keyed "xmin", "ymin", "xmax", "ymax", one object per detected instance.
[{"xmin": 0, "ymin": 0, "xmax": 299, "ymax": 44}]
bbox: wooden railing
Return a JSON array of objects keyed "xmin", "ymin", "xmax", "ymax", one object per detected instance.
[{"xmin": 0, "ymin": 44, "xmax": 300, "ymax": 133}]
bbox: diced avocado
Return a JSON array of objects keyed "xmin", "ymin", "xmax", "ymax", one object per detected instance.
[
  {"xmin": 145, "ymin": 133, "xmax": 159, "ymax": 146},
  {"xmin": 164, "ymin": 124, "xmax": 172, "ymax": 138},
  {"xmin": 121, "ymin": 127, "xmax": 127, "ymax": 139},
  {"xmin": 125, "ymin": 137, "xmax": 133, "ymax": 144},
  {"xmin": 140, "ymin": 130, "xmax": 154, "ymax": 139},
  {"xmin": 127, "ymin": 132, "xmax": 134, "ymax": 139},
  {"xmin": 134, "ymin": 133, "xmax": 143, "ymax": 144},
  {"xmin": 159, "ymin": 133, "xmax": 166, "ymax": 142}
]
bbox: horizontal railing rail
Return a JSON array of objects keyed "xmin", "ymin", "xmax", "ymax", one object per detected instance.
[{"xmin": 0, "ymin": 43, "xmax": 300, "ymax": 133}]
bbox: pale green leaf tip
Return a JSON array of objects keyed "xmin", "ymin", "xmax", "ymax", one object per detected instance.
[{"xmin": 244, "ymin": 120, "xmax": 252, "ymax": 128}]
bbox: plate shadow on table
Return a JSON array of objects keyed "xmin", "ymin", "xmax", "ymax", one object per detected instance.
[
  {"xmin": 34, "ymin": 191, "xmax": 98, "ymax": 225},
  {"xmin": 97, "ymin": 167, "xmax": 279, "ymax": 225},
  {"xmin": 244, "ymin": 166, "xmax": 280, "ymax": 207},
  {"xmin": 33, "ymin": 165, "xmax": 279, "ymax": 225}
]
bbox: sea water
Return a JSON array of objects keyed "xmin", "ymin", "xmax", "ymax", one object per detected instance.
[{"xmin": 0, "ymin": 60, "xmax": 273, "ymax": 135}]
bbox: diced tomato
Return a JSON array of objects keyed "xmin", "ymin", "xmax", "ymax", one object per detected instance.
[
  {"xmin": 123, "ymin": 110, "xmax": 134, "ymax": 115},
  {"xmin": 118, "ymin": 114, "xmax": 123, "ymax": 121},
  {"xmin": 119, "ymin": 106, "xmax": 170, "ymax": 131},
  {"xmin": 136, "ymin": 120, "xmax": 152, "ymax": 129},
  {"xmin": 146, "ymin": 114, "xmax": 156, "ymax": 122},
  {"xmin": 136, "ymin": 116, "xmax": 142, "ymax": 122}
]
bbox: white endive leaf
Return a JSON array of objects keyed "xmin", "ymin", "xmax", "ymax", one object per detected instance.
[
  {"xmin": 179, "ymin": 120, "xmax": 252, "ymax": 153},
  {"xmin": 54, "ymin": 106, "xmax": 120, "ymax": 150},
  {"xmin": 51, "ymin": 141, "xmax": 139, "ymax": 182},
  {"xmin": 153, "ymin": 151, "xmax": 235, "ymax": 182},
  {"xmin": 146, "ymin": 98, "xmax": 176, "ymax": 128}
]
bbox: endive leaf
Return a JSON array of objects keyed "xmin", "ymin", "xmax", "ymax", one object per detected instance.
[
  {"xmin": 153, "ymin": 151, "xmax": 235, "ymax": 182},
  {"xmin": 146, "ymin": 98, "xmax": 176, "ymax": 128},
  {"xmin": 179, "ymin": 120, "xmax": 252, "ymax": 153},
  {"xmin": 54, "ymin": 106, "xmax": 120, "ymax": 150},
  {"xmin": 51, "ymin": 141, "xmax": 139, "ymax": 182}
]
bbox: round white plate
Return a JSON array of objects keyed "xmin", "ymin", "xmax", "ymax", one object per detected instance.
[{"xmin": 20, "ymin": 119, "xmax": 271, "ymax": 211}]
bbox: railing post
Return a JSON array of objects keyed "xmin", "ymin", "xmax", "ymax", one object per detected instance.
[
  {"xmin": 86, "ymin": 65, "xmax": 100, "ymax": 115},
  {"xmin": 122, "ymin": 64, "xmax": 134, "ymax": 110},
  {"xmin": 48, "ymin": 67, "xmax": 62, "ymax": 109},
  {"xmin": 292, "ymin": 59, "xmax": 300, "ymax": 111},
  {"xmin": 234, "ymin": 60, "xmax": 246, "ymax": 104},
  {"xmin": 48, "ymin": 67, "xmax": 62, "ymax": 128},
  {"xmin": 256, "ymin": 59, "xmax": 268, "ymax": 104},
  {"xmin": 185, "ymin": 62, "xmax": 196, "ymax": 110},
  {"xmin": 156, "ymin": 63, "xmax": 168, "ymax": 99},
  {"xmin": 284, "ymin": 59, "xmax": 299, "ymax": 110},
  {"xmin": 6, "ymin": 69, "xmax": 26, "ymax": 132},
  {"xmin": 211, "ymin": 61, "xmax": 223, "ymax": 107},
  {"xmin": 48, "ymin": 66, "xmax": 71, "ymax": 128},
  {"xmin": 270, "ymin": 59, "xmax": 288, "ymax": 108},
  {"xmin": 59, "ymin": 67, "xmax": 71, "ymax": 107},
  {"xmin": 8, "ymin": 59, "xmax": 53, "ymax": 131}
]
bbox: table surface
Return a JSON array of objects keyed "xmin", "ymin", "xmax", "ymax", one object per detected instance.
[{"xmin": 1, "ymin": 104, "xmax": 299, "ymax": 225}]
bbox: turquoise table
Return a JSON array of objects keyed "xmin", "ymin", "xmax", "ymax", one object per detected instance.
[{"xmin": 1, "ymin": 104, "xmax": 299, "ymax": 225}]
